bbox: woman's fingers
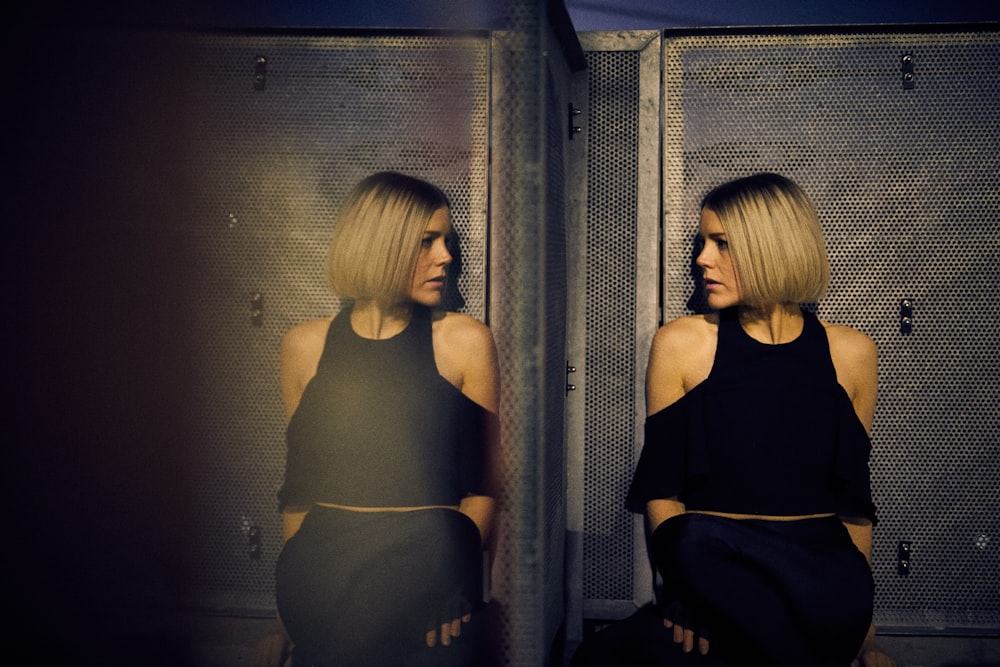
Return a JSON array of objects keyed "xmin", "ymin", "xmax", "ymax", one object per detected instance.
[
  {"xmin": 682, "ymin": 626, "xmax": 695, "ymax": 653},
  {"xmin": 661, "ymin": 599, "xmax": 710, "ymax": 655},
  {"xmin": 425, "ymin": 609, "xmax": 471, "ymax": 647}
]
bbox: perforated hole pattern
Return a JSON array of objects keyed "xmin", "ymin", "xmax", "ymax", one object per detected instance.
[
  {"xmin": 583, "ymin": 29, "xmax": 999, "ymax": 630},
  {"xmin": 167, "ymin": 32, "xmax": 490, "ymax": 607},
  {"xmin": 487, "ymin": 13, "xmax": 573, "ymax": 660},
  {"xmin": 31, "ymin": 24, "xmax": 996, "ymax": 636},
  {"xmin": 583, "ymin": 49, "xmax": 642, "ymax": 602}
]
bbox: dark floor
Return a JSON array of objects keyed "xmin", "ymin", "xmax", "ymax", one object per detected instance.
[
  {"xmin": 560, "ymin": 626, "xmax": 1000, "ymax": 667},
  {"xmin": 873, "ymin": 635, "xmax": 1000, "ymax": 667},
  {"xmin": 70, "ymin": 609, "xmax": 1000, "ymax": 666}
]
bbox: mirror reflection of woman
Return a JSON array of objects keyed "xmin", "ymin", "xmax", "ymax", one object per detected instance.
[
  {"xmin": 572, "ymin": 173, "xmax": 894, "ymax": 667},
  {"xmin": 256, "ymin": 172, "xmax": 499, "ymax": 667}
]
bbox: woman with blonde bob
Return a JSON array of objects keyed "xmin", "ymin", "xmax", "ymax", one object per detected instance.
[
  {"xmin": 256, "ymin": 172, "xmax": 499, "ymax": 667},
  {"xmin": 572, "ymin": 174, "xmax": 894, "ymax": 666}
]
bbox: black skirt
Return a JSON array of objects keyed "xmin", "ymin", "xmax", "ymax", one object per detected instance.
[
  {"xmin": 571, "ymin": 513, "xmax": 873, "ymax": 667},
  {"xmin": 276, "ymin": 506, "xmax": 486, "ymax": 667}
]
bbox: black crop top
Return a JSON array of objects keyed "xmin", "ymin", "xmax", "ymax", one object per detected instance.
[
  {"xmin": 627, "ymin": 307, "xmax": 876, "ymax": 524},
  {"xmin": 278, "ymin": 303, "xmax": 497, "ymax": 510}
]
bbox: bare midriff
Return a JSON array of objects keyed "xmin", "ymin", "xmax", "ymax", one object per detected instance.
[
  {"xmin": 313, "ymin": 501, "xmax": 460, "ymax": 512},
  {"xmin": 687, "ymin": 510, "xmax": 837, "ymax": 521}
]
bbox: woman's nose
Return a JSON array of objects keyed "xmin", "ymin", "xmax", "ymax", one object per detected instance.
[
  {"xmin": 438, "ymin": 241, "xmax": 453, "ymax": 265},
  {"xmin": 695, "ymin": 245, "xmax": 711, "ymax": 268}
]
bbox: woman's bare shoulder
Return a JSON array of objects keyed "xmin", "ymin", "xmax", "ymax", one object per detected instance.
[
  {"xmin": 432, "ymin": 310, "xmax": 498, "ymax": 410},
  {"xmin": 281, "ymin": 317, "xmax": 332, "ymax": 357},
  {"xmin": 279, "ymin": 317, "xmax": 334, "ymax": 420},
  {"xmin": 820, "ymin": 320, "xmax": 879, "ymax": 429},
  {"xmin": 646, "ymin": 314, "xmax": 719, "ymax": 413},
  {"xmin": 433, "ymin": 310, "xmax": 495, "ymax": 351},
  {"xmin": 820, "ymin": 320, "xmax": 878, "ymax": 366},
  {"xmin": 652, "ymin": 313, "xmax": 718, "ymax": 356}
]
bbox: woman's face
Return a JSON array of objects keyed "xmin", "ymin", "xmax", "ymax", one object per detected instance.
[
  {"xmin": 407, "ymin": 207, "xmax": 453, "ymax": 307},
  {"xmin": 696, "ymin": 207, "xmax": 741, "ymax": 309}
]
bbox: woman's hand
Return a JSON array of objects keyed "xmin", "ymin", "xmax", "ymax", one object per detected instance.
[
  {"xmin": 851, "ymin": 639, "xmax": 896, "ymax": 667},
  {"xmin": 251, "ymin": 622, "xmax": 293, "ymax": 667},
  {"xmin": 425, "ymin": 591, "xmax": 473, "ymax": 647},
  {"xmin": 661, "ymin": 601, "xmax": 710, "ymax": 655},
  {"xmin": 850, "ymin": 623, "xmax": 895, "ymax": 666}
]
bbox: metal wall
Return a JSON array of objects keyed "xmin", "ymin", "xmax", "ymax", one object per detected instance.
[
  {"xmin": 489, "ymin": 2, "xmax": 588, "ymax": 661},
  {"xmin": 179, "ymin": 30, "xmax": 493, "ymax": 612},
  {"xmin": 14, "ymin": 18, "xmax": 585, "ymax": 664},
  {"xmin": 569, "ymin": 32, "xmax": 662, "ymax": 630},
  {"xmin": 575, "ymin": 26, "xmax": 1000, "ymax": 635},
  {"xmin": 18, "ymin": 26, "xmax": 491, "ymax": 612}
]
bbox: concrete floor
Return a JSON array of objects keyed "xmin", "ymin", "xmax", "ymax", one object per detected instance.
[
  {"xmin": 874, "ymin": 634, "xmax": 1000, "ymax": 667},
  {"xmin": 558, "ymin": 634, "xmax": 1000, "ymax": 667},
  {"xmin": 559, "ymin": 633, "xmax": 1000, "ymax": 667},
  {"xmin": 64, "ymin": 609, "xmax": 1000, "ymax": 666}
]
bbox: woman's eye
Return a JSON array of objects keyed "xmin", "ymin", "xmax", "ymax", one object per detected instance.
[{"xmin": 717, "ymin": 239, "xmax": 729, "ymax": 250}]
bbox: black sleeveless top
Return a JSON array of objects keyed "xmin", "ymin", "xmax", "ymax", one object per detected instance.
[
  {"xmin": 278, "ymin": 303, "xmax": 496, "ymax": 510},
  {"xmin": 627, "ymin": 307, "xmax": 876, "ymax": 524}
]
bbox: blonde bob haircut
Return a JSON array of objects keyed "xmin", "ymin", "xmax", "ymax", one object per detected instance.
[
  {"xmin": 701, "ymin": 173, "xmax": 830, "ymax": 309},
  {"xmin": 325, "ymin": 172, "xmax": 450, "ymax": 304}
]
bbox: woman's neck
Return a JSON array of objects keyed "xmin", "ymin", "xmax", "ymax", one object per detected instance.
[
  {"xmin": 351, "ymin": 299, "xmax": 413, "ymax": 340},
  {"xmin": 737, "ymin": 302, "xmax": 803, "ymax": 345}
]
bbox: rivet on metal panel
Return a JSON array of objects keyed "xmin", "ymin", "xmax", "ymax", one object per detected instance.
[
  {"xmin": 897, "ymin": 540, "xmax": 912, "ymax": 576},
  {"xmin": 899, "ymin": 298, "xmax": 914, "ymax": 335},
  {"xmin": 254, "ymin": 55, "xmax": 268, "ymax": 91},
  {"xmin": 241, "ymin": 516, "xmax": 262, "ymax": 559},
  {"xmin": 247, "ymin": 525, "xmax": 262, "ymax": 560},
  {"xmin": 568, "ymin": 103, "xmax": 582, "ymax": 140},
  {"xmin": 901, "ymin": 53, "xmax": 915, "ymax": 90},
  {"xmin": 250, "ymin": 291, "xmax": 264, "ymax": 327},
  {"xmin": 567, "ymin": 361, "xmax": 577, "ymax": 393}
]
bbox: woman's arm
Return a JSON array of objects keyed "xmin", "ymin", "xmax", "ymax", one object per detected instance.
[
  {"xmin": 435, "ymin": 312, "xmax": 501, "ymax": 543},
  {"xmin": 646, "ymin": 498, "xmax": 686, "ymax": 533},
  {"xmin": 458, "ymin": 495, "xmax": 496, "ymax": 546},
  {"xmin": 252, "ymin": 321, "xmax": 328, "ymax": 667},
  {"xmin": 826, "ymin": 324, "xmax": 895, "ymax": 667},
  {"xmin": 644, "ymin": 318, "xmax": 711, "ymax": 529},
  {"xmin": 644, "ymin": 319, "xmax": 714, "ymax": 655},
  {"xmin": 279, "ymin": 319, "xmax": 329, "ymax": 421},
  {"xmin": 824, "ymin": 323, "xmax": 878, "ymax": 435},
  {"xmin": 427, "ymin": 313, "xmax": 501, "ymax": 647},
  {"xmin": 282, "ymin": 508, "xmax": 309, "ymax": 543},
  {"xmin": 645, "ymin": 316, "xmax": 715, "ymax": 415},
  {"xmin": 276, "ymin": 322, "xmax": 327, "ymax": 543},
  {"xmin": 437, "ymin": 312, "xmax": 499, "ymax": 412},
  {"xmin": 644, "ymin": 316, "xmax": 716, "ymax": 533},
  {"xmin": 826, "ymin": 321, "xmax": 880, "ymax": 560}
]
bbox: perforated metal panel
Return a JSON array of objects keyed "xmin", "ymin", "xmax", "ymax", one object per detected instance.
[
  {"xmin": 18, "ymin": 16, "xmax": 585, "ymax": 662},
  {"xmin": 577, "ymin": 31, "xmax": 661, "ymax": 618},
  {"xmin": 177, "ymin": 31, "xmax": 491, "ymax": 611},
  {"xmin": 579, "ymin": 27, "xmax": 999, "ymax": 634},
  {"xmin": 661, "ymin": 28, "xmax": 1000, "ymax": 632},
  {"xmin": 17, "ymin": 28, "xmax": 490, "ymax": 615},
  {"xmin": 488, "ymin": 7, "xmax": 580, "ymax": 660},
  {"xmin": 582, "ymin": 48, "xmax": 640, "ymax": 604}
]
